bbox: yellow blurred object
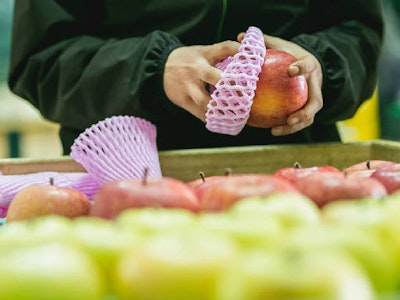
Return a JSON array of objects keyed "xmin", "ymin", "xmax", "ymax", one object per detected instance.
[{"xmin": 336, "ymin": 88, "xmax": 380, "ymax": 142}]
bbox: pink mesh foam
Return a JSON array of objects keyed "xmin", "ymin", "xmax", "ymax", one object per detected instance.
[
  {"xmin": 70, "ymin": 116, "xmax": 162, "ymax": 185},
  {"xmin": 205, "ymin": 26, "xmax": 266, "ymax": 135},
  {"xmin": 62, "ymin": 172, "xmax": 101, "ymax": 200}
]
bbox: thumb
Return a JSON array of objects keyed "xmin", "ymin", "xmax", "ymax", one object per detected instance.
[{"xmin": 289, "ymin": 58, "xmax": 318, "ymax": 76}]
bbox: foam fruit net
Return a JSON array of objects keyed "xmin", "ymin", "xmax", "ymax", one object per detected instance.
[
  {"xmin": 205, "ymin": 26, "xmax": 266, "ymax": 135},
  {"xmin": 70, "ymin": 116, "xmax": 162, "ymax": 185}
]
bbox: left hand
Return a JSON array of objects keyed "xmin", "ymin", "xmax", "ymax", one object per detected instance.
[{"xmin": 238, "ymin": 33, "xmax": 323, "ymax": 136}]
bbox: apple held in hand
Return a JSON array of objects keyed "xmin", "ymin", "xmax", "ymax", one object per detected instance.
[
  {"xmin": 90, "ymin": 175, "xmax": 199, "ymax": 219},
  {"xmin": 6, "ymin": 178, "xmax": 91, "ymax": 223},
  {"xmin": 294, "ymin": 172, "xmax": 387, "ymax": 207},
  {"xmin": 247, "ymin": 49, "xmax": 308, "ymax": 128}
]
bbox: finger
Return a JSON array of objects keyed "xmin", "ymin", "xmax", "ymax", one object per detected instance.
[
  {"xmin": 286, "ymin": 85, "xmax": 323, "ymax": 127},
  {"xmin": 206, "ymin": 40, "xmax": 240, "ymax": 64},
  {"xmin": 289, "ymin": 58, "xmax": 319, "ymax": 76},
  {"xmin": 237, "ymin": 32, "xmax": 245, "ymax": 42},
  {"xmin": 262, "ymin": 34, "xmax": 288, "ymax": 51},
  {"xmin": 199, "ymin": 65, "xmax": 223, "ymax": 86},
  {"xmin": 271, "ymin": 116, "xmax": 314, "ymax": 136},
  {"xmin": 272, "ymin": 73, "xmax": 323, "ymax": 136},
  {"xmin": 180, "ymin": 96, "xmax": 207, "ymax": 122},
  {"xmin": 188, "ymin": 83, "xmax": 213, "ymax": 112}
]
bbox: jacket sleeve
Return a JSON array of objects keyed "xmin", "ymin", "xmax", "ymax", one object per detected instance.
[
  {"xmin": 8, "ymin": 0, "xmax": 183, "ymax": 131},
  {"xmin": 291, "ymin": 0, "xmax": 383, "ymax": 124}
]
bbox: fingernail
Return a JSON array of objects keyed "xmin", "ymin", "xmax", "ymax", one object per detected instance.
[{"xmin": 289, "ymin": 65, "xmax": 299, "ymax": 76}]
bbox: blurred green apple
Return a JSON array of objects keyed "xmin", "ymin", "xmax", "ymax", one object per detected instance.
[
  {"xmin": 321, "ymin": 198, "xmax": 400, "ymax": 281},
  {"xmin": 226, "ymin": 192, "xmax": 320, "ymax": 229},
  {"xmin": 216, "ymin": 248, "xmax": 374, "ymax": 300},
  {"xmin": 113, "ymin": 229, "xmax": 238, "ymax": 300},
  {"xmin": 198, "ymin": 212, "xmax": 283, "ymax": 250},
  {"xmin": 70, "ymin": 216, "xmax": 140, "ymax": 294},
  {"xmin": 282, "ymin": 223, "xmax": 398, "ymax": 294},
  {"xmin": 0, "ymin": 215, "xmax": 75, "ymax": 248},
  {"xmin": 115, "ymin": 207, "xmax": 197, "ymax": 236},
  {"xmin": 0, "ymin": 243, "xmax": 104, "ymax": 300}
]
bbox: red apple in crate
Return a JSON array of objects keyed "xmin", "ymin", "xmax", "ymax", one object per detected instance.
[
  {"xmin": 186, "ymin": 169, "xmax": 232, "ymax": 190},
  {"xmin": 343, "ymin": 160, "xmax": 397, "ymax": 178},
  {"xmin": 294, "ymin": 172, "xmax": 387, "ymax": 208},
  {"xmin": 6, "ymin": 179, "xmax": 91, "ymax": 223},
  {"xmin": 246, "ymin": 49, "xmax": 308, "ymax": 128},
  {"xmin": 198, "ymin": 174, "xmax": 299, "ymax": 212},
  {"xmin": 371, "ymin": 163, "xmax": 400, "ymax": 194},
  {"xmin": 90, "ymin": 176, "xmax": 199, "ymax": 219},
  {"xmin": 273, "ymin": 162, "xmax": 342, "ymax": 184}
]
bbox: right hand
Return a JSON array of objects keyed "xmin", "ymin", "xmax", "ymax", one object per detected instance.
[{"xmin": 163, "ymin": 41, "xmax": 240, "ymax": 121}]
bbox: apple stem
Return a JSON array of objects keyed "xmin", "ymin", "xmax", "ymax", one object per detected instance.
[
  {"xmin": 49, "ymin": 177, "xmax": 54, "ymax": 186},
  {"xmin": 366, "ymin": 160, "xmax": 371, "ymax": 170},
  {"xmin": 224, "ymin": 168, "xmax": 232, "ymax": 176},
  {"xmin": 293, "ymin": 162, "xmax": 302, "ymax": 169},
  {"xmin": 198, "ymin": 171, "xmax": 206, "ymax": 183},
  {"xmin": 142, "ymin": 167, "xmax": 149, "ymax": 186}
]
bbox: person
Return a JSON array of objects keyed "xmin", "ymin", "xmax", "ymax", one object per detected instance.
[{"xmin": 8, "ymin": 1, "xmax": 383, "ymax": 155}]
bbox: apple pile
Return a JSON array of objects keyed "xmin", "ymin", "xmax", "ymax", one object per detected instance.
[
  {"xmin": 2, "ymin": 158, "xmax": 400, "ymax": 298},
  {"xmin": 2, "ymin": 190, "xmax": 400, "ymax": 299},
  {"xmin": 4, "ymin": 159, "xmax": 400, "ymax": 223}
]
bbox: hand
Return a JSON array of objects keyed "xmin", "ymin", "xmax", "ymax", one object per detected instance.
[
  {"xmin": 163, "ymin": 41, "xmax": 240, "ymax": 121},
  {"xmin": 238, "ymin": 33, "xmax": 323, "ymax": 136}
]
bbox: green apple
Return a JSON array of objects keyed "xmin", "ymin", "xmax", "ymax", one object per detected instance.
[
  {"xmin": 0, "ymin": 215, "xmax": 75, "ymax": 248},
  {"xmin": 0, "ymin": 243, "xmax": 104, "ymax": 300},
  {"xmin": 113, "ymin": 228, "xmax": 239, "ymax": 300},
  {"xmin": 226, "ymin": 192, "xmax": 321, "ymax": 229},
  {"xmin": 282, "ymin": 223, "xmax": 398, "ymax": 294},
  {"xmin": 321, "ymin": 198, "xmax": 400, "ymax": 280},
  {"xmin": 216, "ymin": 248, "xmax": 374, "ymax": 300},
  {"xmin": 70, "ymin": 217, "xmax": 140, "ymax": 294},
  {"xmin": 115, "ymin": 207, "xmax": 197, "ymax": 236},
  {"xmin": 198, "ymin": 212, "xmax": 283, "ymax": 250}
]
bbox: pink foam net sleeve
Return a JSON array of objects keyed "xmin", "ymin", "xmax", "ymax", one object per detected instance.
[
  {"xmin": 70, "ymin": 116, "xmax": 162, "ymax": 185},
  {"xmin": 205, "ymin": 26, "xmax": 266, "ymax": 135}
]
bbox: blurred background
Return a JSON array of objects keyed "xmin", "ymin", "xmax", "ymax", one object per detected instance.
[
  {"xmin": 0, "ymin": 0, "xmax": 61, "ymax": 158},
  {"xmin": 0, "ymin": 0, "xmax": 399, "ymax": 159}
]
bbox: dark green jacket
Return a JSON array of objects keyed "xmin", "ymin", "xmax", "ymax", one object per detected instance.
[{"xmin": 8, "ymin": 0, "xmax": 383, "ymax": 154}]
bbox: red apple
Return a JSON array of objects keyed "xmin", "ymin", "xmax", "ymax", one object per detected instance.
[
  {"xmin": 273, "ymin": 162, "xmax": 343, "ymax": 184},
  {"xmin": 198, "ymin": 174, "xmax": 299, "ymax": 212},
  {"xmin": 293, "ymin": 172, "xmax": 387, "ymax": 208},
  {"xmin": 343, "ymin": 160, "xmax": 397, "ymax": 178},
  {"xmin": 6, "ymin": 178, "xmax": 91, "ymax": 222},
  {"xmin": 90, "ymin": 176, "xmax": 200, "ymax": 219},
  {"xmin": 186, "ymin": 169, "xmax": 232, "ymax": 190},
  {"xmin": 247, "ymin": 49, "xmax": 308, "ymax": 128},
  {"xmin": 370, "ymin": 163, "xmax": 400, "ymax": 194}
]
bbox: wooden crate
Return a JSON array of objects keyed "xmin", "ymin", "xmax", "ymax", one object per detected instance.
[{"xmin": 1, "ymin": 139, "xmax": 400, "ymax": 182}]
